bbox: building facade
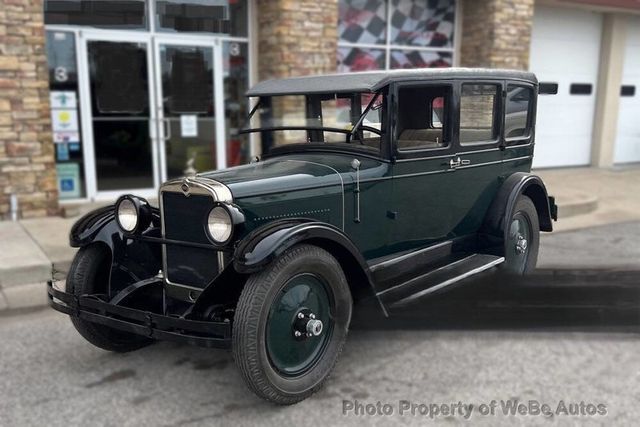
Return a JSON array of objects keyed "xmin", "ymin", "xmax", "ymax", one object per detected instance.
[{"xmin": 0, "ymin": 0, "xmax": 639, "ymax": 218}]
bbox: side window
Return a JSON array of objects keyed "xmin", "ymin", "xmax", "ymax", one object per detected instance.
[
  {"xmin": 460, "ymin": 84, "xmax": 499, "ymax": 145},
  {"xmin": 397, "ymin": 86, "xmax": 450, "ymax": 151},
  {"xmin": 505, "ymin": 84, "xmax": 533, "ymax": 142}
]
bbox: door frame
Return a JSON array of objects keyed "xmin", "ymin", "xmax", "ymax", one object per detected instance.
[
  {"xmin": 79, "ymin": 30, "xmax": 160, "ymax": 201},
  {"xmin": 78, "ymin": 30, "xmax": 229, "ymax": 201},
  {"xmin": 151, "ymin": 35, "xmax": 227, "ymax": 185}
]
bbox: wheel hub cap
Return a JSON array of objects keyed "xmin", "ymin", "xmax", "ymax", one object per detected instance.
[
  {"xmin": 305, "ymin": 318, "xmax": 323, "ymax": 337},
  {"xmin": 515, "ymin": 234, "xmax": 528, "ymax": 255}
]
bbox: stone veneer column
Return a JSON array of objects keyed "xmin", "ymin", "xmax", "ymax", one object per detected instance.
[
  {"xmin": 0, "ymin": 0, "xmax": 57, "ymax": 219},
  {"xmin": 459, "ymin": 0, "xmax": 535, "ymax": 70},
  {"xmin": 256, "ymin": 0, "xmax": 339, "ymax": 81}
]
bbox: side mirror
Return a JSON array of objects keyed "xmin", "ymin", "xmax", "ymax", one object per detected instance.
[{"xmin": 538, "ymin": 82, "xmax": 558, "ymax": 95}]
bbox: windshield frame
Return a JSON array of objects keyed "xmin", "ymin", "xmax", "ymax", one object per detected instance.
[{"xmin": 239, "ymin": 91, "xmax": 387, "ymax": 155}]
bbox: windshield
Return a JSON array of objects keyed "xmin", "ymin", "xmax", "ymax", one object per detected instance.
[{"xmin": 241, "ymin": 92, "xmax": 385, "ymax": 152}]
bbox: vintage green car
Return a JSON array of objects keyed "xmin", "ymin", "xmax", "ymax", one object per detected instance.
[{"xmin": 48, "ymin": 68, "xmax": 557, "ymax": 404}]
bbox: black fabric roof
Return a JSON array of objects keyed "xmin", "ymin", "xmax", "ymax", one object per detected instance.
[{"xmin": 246, "ymin": 68, "xmax": 538, "ymax": 96}]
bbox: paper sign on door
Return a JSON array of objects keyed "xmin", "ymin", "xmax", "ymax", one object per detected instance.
[{"xmin": 180, "ymin": 115, "xmax": 198, "ymax": 138}]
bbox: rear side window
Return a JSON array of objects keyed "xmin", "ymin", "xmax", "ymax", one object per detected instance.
[
  {"xmin": 460, "ymin": 84, "xmax": 499, "ymax": 145},
  {"xmin": 505, "ymin": 84, "xmax": 533, "ymax": 141},
  {"xmin": 396, "ymin": 85, "xmax": 451, "ymax": 151}
]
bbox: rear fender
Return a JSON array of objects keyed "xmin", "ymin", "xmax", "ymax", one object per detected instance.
[{"xmin": 481, "ymin": 173, "xmax": 555, "ymax": 252}]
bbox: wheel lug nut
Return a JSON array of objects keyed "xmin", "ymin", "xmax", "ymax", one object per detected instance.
[
  {"xmin": 307, "ymin": 332, "xmax": 312, "ymax": 337},
  {"xmin": 294, "ymin": 331, "xmax": 302, "ymax": 337},
  {"xmin": 297, "ymin": 312, "xmax": 305, "ymax": 319},
  {"xmin": 309, "ymin": 314, "xmax": 315, "ymax": 319}
]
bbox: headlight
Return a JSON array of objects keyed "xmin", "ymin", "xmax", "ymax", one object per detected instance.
[
  {"xmin": 115, "ymin": 195, "xmax": 151, "ymax": 233},
  {"xmin": 207, "ymin": 206, "xmax": 232, "ymax": 243}
]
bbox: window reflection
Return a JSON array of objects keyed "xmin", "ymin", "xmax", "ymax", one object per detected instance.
[
  {"xmin": 45, "ymin": 0, "xmax": 147, "ymax": 29},
  {"xmin": 460, "ymin": 84, "xmax": 499, "ymax": 144},
  {"xmin": 505, "ymin": 85, "xmax": 532, "ymax": 140},
  {"xmin": 89, "ymin": 42, "xmax": 149, "ymax": 115},
  {"xmin": 155, "ymin": 0, "xmax": 248, "ymax": 36}
]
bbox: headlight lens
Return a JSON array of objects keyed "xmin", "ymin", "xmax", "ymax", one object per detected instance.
[
  {"xmin": 207, "ymin": 206, "xmax": 232, "ymax": 243},
  {"xmin": 116, "ymin": 198, "xmax": 138, "ymax": 232}
]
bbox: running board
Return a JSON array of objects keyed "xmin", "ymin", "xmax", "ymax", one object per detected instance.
[{"xmin": 378, "ymin": 254, "xmax": 505, "ymax": 311}]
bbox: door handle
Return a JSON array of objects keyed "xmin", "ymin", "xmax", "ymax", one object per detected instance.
[
  {"xmin": 448, "ymin": 157, "xmax": 471, "ymax": 169},
  {"xmin": 161, "ymin": 118, "xmax": 172, "ymax": 142}
]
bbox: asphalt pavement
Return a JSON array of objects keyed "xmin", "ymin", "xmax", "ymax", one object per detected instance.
[{"xmin": 1, "ymin": 223, "xmax": 639, "ymax": 426}]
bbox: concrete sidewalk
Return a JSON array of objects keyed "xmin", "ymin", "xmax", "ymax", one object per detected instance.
[
  {"xmin": 0, "ymin": 166, "xmax": 638, "ymax": 312},
  {"xmin": 536, "ymin": 165, "xmax": 640, "ymax": 232}
]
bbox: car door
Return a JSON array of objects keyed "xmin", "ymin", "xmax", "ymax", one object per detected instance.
[
  {"xmin": 447, "ymin": 80, "xmax": 505, "ymax": 238},
  {"xmin": 388, "ymin": 81, "xmax": 458, "ymax": 254}
]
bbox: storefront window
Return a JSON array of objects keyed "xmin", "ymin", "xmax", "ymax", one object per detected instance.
[
  {"xmin": 338, "ymin": 0, "xmax": 456, "ymax": 71},
  {"xmin": 46, "ymin": 31, "xmax": 87, "ymax": 199},
  {"xmin": 223, "ymin": 41, "xmax": 250, "ymax": 166},
  {"xmin": 45, "ymin": 0, "xmax": 147, "ymax": 29},
  {"xmin": 44, "ymin": 2, "xmax": 252, "ymax": 198},
  {"xmin": 155, "ymin": 0, "xmax": 248, "ymax": 36}
]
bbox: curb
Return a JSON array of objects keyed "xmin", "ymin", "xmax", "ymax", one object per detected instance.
[
  {"xmin": 557, "ymin": 194, "xmax": 599, "ymax": 219},
  {"xmin": 0, "ymin": 282, "xmax": 49, "ymax": 312}
]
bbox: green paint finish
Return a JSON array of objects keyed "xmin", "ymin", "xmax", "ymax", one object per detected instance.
[
  {"xmin": 207, "ymin": 152, "xmax": 395, "ymax": 260},
  {"xmin": 191, "ymin": 77, "xmax": 544, "ymax": 264}
]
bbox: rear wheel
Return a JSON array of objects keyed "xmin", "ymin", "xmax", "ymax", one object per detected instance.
[
  {"xmin": 66, "ymin": 244, "xmax": 153, "ymax": 352},
  {"xmin": 232, "ymin": 244, "xmax": 352, "ymax": 405},
  {"xmin": 502, "ymin": 195, "xmax": 539, "ymax": 274}
]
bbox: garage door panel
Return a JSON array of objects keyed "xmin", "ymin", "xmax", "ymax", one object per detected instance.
[
  {"xmin": 614, "ymin": 16, "xmax": 640, "ymax": 164},
  {"xmin": 530, "ymin": 6, "xmax": 602, "ymax": 168}
]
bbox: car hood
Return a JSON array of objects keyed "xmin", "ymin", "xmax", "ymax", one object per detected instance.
[{"xmin": 198, "ymin": 155, "xmax": 347, "ymax": 199}]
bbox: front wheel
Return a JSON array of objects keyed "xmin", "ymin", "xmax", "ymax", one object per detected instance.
[
  {"xmin": 502, "ymin": 195, "xmax": 540, "ymax": 275},
  {"xmin": 232, "ymin": 244, "xmax": 352, "ymax": 405},
  {"xmin": 66, "ymin": 244, "xmax": 153, "ymax": 352}
]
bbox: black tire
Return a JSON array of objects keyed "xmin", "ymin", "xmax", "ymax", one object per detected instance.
[
  {"xmin": 232, "ymin": 244, "xmax": 352, "ymax": 405},
  {"xmin": 502, "ymin": 195, "xmax": 539, "ymax": 275},
  {"xmin": 66, "ymin": 244, "xmax": 153, "ymax": 352}
]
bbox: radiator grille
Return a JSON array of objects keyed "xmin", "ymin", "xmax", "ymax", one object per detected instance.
[{"xmin": 161, "ymin": 191, "xmax": 220, "ymax": 288}]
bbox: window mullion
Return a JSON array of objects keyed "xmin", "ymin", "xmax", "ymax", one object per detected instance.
[{"xmin": 385, "ymin": 0, "xmax": 392, "ymax": 69}]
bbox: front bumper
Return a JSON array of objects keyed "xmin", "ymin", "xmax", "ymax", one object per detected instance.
[{"xmin": 47, "ymin": 281, "xmax": 231, "ymax": 349}]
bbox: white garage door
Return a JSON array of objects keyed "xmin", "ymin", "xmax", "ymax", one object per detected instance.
[
  {"xmin": 529, "ymin": 7, "xmax": 602, "ymax": 168},
  {"xmin": 614, "ymin": 16, "xmax": 640, "ymax": 164}
]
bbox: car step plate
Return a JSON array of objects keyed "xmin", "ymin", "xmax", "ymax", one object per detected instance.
[{"xmin": 378, "ymin": 254, "xmax": 505, "ymax": 311}]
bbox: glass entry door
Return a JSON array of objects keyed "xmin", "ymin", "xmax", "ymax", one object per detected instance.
[
  {"xmin": 80, "ymin": 33, "xmax": 227, "ymax": 199},
  {"xmin": 154, "ymin": 39, "xmax": 225, "ymax": 181},
  {"xmin": 82, "ymin": 34, "xmax": 159, "ymax": 198}
]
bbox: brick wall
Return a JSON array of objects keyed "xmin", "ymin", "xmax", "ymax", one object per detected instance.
[
  {"xmin": 0, "ymin": 0, "xmax": 57, "ymax": 219},
  {"xmin": 256, "ymin": 0, "xmax": 339, "ymax": 81},
  {"xmin": 460, "ymin": 0, "xmax": 535, "ymax": 70}
]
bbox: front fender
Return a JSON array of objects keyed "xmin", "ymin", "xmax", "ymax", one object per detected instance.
[
  {"xmin": 69, "ymin": 205, "xmax": 162, "ymax": 295},
  {"xmin": 233, "ymin": 219, "xmax": 380, "ymax": 305},
  {"xmin": 69, "ymin": 205, "xmax": 119, "ymax": 249},
  {"xmin": 233, "ymin": 220, "xmax": 357, "ymax": 272}
]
